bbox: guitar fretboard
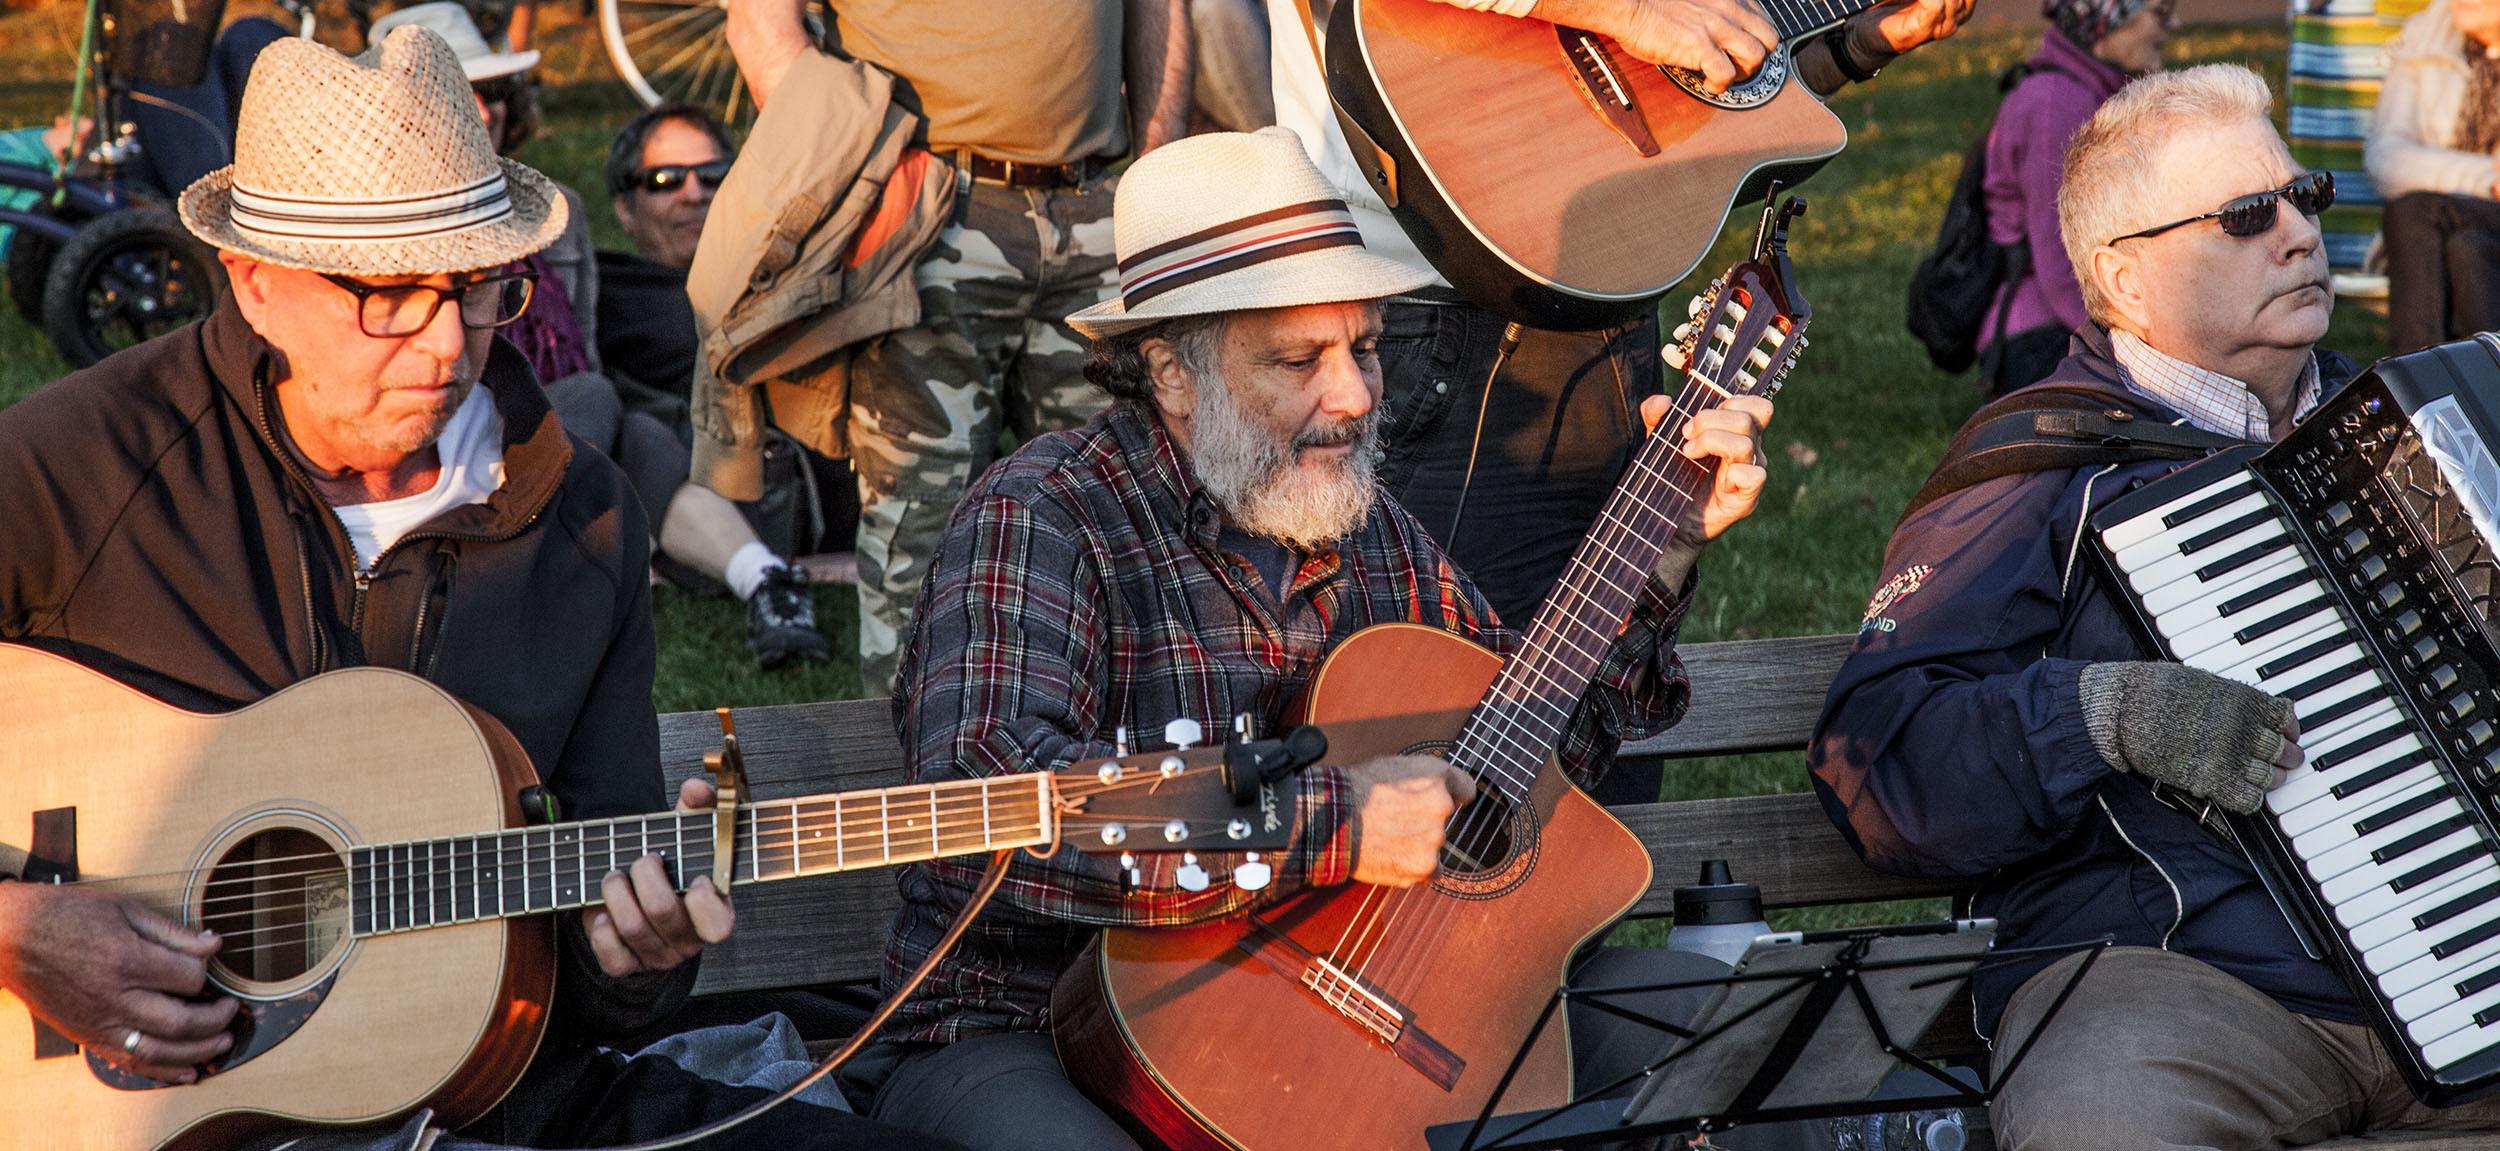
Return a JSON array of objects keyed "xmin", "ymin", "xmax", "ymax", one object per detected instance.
[
  {"xmin": 346, "ymin": 775, "xmax": 1052, "ymax": 936},
  {"xmin": 1762, "ymin": 0, "xmax": 1884, "ymax": 42}
]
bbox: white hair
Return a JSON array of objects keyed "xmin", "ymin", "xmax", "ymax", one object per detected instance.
[{"xmin": 2057, "ymin": 64, "xmax": 2281, "ymax": 327}]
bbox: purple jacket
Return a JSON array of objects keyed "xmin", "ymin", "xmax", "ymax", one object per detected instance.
[{"xmin": 1980, "ymin": 31, "xmax": 2129, "ymax": 348}]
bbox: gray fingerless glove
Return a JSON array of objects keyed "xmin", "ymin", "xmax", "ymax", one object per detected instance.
[{"xmin": 2078, "ymin": 661, "xmax": 2294, "ymax": 815}]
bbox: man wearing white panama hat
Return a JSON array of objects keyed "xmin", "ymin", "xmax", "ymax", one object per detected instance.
[
  {"xmin": 850, "ymin": 127, "xmax": 1785, "ymax": 1150},
  {"xmin": 0, "ymin": 26, "xmax": 961, "ymax": 1151}
]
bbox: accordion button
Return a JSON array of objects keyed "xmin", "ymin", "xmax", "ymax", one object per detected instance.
[{"xmin": 2374, "ymin": 584, "xmax": 2409, "ymax": 613}]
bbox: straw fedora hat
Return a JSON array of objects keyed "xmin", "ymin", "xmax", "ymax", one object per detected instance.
[
  {"xmin": 1067, "ymin": 127, "xmax": 1436, "ymax": 340},
  {"xmin": 369, "ymin": 2, "xmax": 540, "ymax": 82},
  {"xmin": 176, "ymin": 26, "xmax": 566, "ymax": 277}
]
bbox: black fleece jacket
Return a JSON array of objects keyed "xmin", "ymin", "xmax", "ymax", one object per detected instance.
[{"xmin": 0, "ymin": 301, "xmax": 690, "ymax": 1041}]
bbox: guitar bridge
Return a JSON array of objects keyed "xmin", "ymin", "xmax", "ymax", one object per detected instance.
[{"xmin": 1554, "ymin": 27, "xmax": 1659, "ymax": 157}]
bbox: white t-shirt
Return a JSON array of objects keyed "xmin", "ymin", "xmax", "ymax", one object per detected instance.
[
  {"xmin": 328, "ymin": 383, "xmax": 507, "ymax": 569},
  {"xmin": 1265, "ymin": 0, "xmax": 1445, "ymax": 288}
]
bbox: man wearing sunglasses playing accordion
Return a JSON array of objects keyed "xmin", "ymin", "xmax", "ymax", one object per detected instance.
[{"xmin": 1811, "ymin": 65, "xmax": 2500, "ymax": 1148}]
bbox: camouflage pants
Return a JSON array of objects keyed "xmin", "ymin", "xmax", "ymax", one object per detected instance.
[{"xmin": 849, "ymin": 175, "xmax": 1117, "ymax": 691}]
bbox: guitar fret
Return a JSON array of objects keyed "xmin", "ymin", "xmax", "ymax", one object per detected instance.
[
  {"xmin": 832, "ymin": 795, "xmax": 843, "ymax": 872},
  {"xmin": 880, "ymin": 793, "xmax": 892, "ymax": 864},
  {"xmin": 982, "ymin": 782, "xmax": 994, "ymax": 850},
  {"xmin": 928, "ymin": 788, "xmax": 941, "ymax": 857}
]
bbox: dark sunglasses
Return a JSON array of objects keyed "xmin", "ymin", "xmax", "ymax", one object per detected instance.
[
  {"xmin": 625, "ymin": 160, "xmax": 731, "ymax": 196},
  {"xmin": 2108, "ymin": 171, "xmax": 2335, "ymax": 244}
]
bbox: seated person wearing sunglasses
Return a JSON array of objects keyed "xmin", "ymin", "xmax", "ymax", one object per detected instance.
[
  {"xmin": 1811, "ymin": 65, "xmax": 2500, "ymax": 1149},
  {"xmin": 587, "ymin": 103, "xmax": 841, "ymax": 668}
]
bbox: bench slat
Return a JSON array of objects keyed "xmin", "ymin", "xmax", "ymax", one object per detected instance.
[{"xmin": 1621, "ymin": 633, "xmax": 1857, "ymax": 758}]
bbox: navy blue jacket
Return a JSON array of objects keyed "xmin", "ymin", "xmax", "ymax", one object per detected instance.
[{"xmin": 1809, "ymin": 329, "xmax": 2363, "ymax": 1035}]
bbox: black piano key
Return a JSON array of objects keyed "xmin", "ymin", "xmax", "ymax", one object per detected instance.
[
  {"xmin": 2261, "ymin": 635, "xmax": 2353, "ymax": 682},
  {"xmin": 2473, "ymin": 1008, "xmax": 2500, "ymax": 1029},
  {"xmin": 2236, "ymin": 595, "xmax": 2334, "ymax": 644},
  {"xmin": 2395, "ymin": 845, "xmax": 2487, "ymax": 894},
  {"xmin": 2305, "ymin": 685, "xmax": 2393, "ymax": 731},
  {"xmin": 2456, "ymin": 964, "xmax": 2500, "ymax": 1001},
  {"xmin": 2182, "ymin": 508, "xmax": 2279, "ymax": 555},
  {"xmin": 2284, "ymin": 660, "xmax": 2374, "ymax": 703},
  {"xmin": 2195, "ymin": 535, "xmax": 2294, "ymax": 582},
  {"xmin": 2219, "ymin": 572, "xmax": 2318, "ymax": 617},
  {"xmin": 2316, "ymin": 723, "xmax": 2413, "ymax": 772},
  {"xmin": 2381, "ymin": 814, "xmax": 2479, "ymax": 868},
  {"xmin": 2434, "ymin": 911, "xmax": 2500, "ymax": 961},
  {"xmin": 2164, "ymin": 481, "xmax": 2258, "ymax": 529},
  {"xmin": 2331, "ymin": 749, "xmax": 2439, "ymax": 801},
  {"xmin": 2357, "ymin": 787, "xmax": 2457, "ymax": 837},
  {"xmin": 2416, "ymin": 880, "xmax": 2500, "ymax": 931}
]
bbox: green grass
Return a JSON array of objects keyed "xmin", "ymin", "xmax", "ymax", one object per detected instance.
[{"xmin": 0, "ymin": 17, "xmax": 2388, "ymax": 923}]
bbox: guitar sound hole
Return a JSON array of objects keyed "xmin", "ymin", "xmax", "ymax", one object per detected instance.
[
  {"xmin": 201, "ymin": 828, "xmax": 350, "ymax": 987},
  {"xmin": 1441, "ymin": 793, "xmax": 1518, "ymax": 875}
]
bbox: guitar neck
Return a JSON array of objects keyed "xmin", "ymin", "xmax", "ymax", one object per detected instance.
[
  {"xmin": 346, "ymin": 773, "xmax": 1055, "ymax": 937},
  {"xmin": 1766, "ymin": 0, "xmax": 1886, "ymax": 42},
  {"xmin": 1453, "ymin": 372, "xmax": 1728, "ymax": 798}
]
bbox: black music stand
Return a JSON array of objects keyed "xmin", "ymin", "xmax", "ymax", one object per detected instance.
[{"xmin": 1424, "ymin": 926, "xmax": 2109, "ymax": 1151}]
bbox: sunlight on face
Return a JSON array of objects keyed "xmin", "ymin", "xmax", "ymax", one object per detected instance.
[
  {"xmin": 1186, "ymin": 302, "xmax": 1385, "ymax": 549},
  {"xmin": 2118, "ymin": 117, "xmax": 2332, "ymax": 368},
  {"xmin": 242, "ymin": 262, "xmax": 491, "ymax": 472}
]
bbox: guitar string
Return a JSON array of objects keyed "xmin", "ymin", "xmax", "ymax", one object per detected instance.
[
  {"xmin": 1357, "ymin": 305, "xmax": 1791, "ymax": 998},
  {"xmin": 1348, "ymin": 357, "xmax": 1727, "ymax": 992},
  {"xmin": 1348, "ymin": 328, "xmax": 1742, "ymax": 991},
  {"xmin": 126, "ymin": 793, "xmax": 1208, "ymax": 951},
  {"xmin": 59, "ymin": 766, "xmax": 1218, "ymax": 902}
]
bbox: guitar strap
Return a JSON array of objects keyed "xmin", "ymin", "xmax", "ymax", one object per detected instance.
[{"xmin": 1291, "ymin": 0, "xmax": 1401, "ymax": 207}]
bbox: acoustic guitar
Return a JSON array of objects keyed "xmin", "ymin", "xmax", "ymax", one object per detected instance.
[
  {"xmin": 1322, "ymin": 0, "xmax": 1875, "ymax": 329},
  {"xmin": 0, "ymin": 644, "xmax": 1305, "ymax": 1151},
  {"xmin": 1052, "ymin": 203, "xmax": 1812, "ymax": 1150}
]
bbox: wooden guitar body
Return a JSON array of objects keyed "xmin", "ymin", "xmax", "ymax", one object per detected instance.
[
  {"xmin": 1055, "ymin": 624, "xmax": 1653, "ymax": 1151},
  {"xmin": 0, "ymin": 645, "xmax": 551, "ymax": 1151},
  {"xmin": 1329, "ymin": 0, "xmax": 1848, "ymax": 329}
]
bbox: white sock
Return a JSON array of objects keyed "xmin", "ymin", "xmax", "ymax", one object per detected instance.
[{"xmin": 724, "ymin": 542, "xmax": 785, "ymax": 601}]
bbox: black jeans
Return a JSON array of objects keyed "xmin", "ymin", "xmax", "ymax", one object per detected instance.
[{"xmin": 2383, "ymin": 191, "xmax": 2500, "ymax": 354}]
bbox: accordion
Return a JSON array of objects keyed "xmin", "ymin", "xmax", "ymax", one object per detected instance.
[{"xmin": 2089, "ymin": 335, "xmax": 2500, "ymax": 1105}]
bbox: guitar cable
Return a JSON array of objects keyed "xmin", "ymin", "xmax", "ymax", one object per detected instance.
[
  {"xmin": 581, "ymin": 848, "xmax": 1019, "ymax": 1151},
  {"xmin": 1442, "ymin": 322, "xmax": 1525, "ymax": 549}
]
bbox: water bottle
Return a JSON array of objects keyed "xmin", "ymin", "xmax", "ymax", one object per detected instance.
[
  {"xmin": 1830, "ymin": 1110, "xmax": 1973, "ymax": 1151},
  {"xmin": 1663, "ymin": 859, "xmax": 1769, "ymax": 967}
]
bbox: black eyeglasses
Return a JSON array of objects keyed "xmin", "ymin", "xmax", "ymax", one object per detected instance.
[
  {"xmin": 2108, "ymin": 171, "xmax": 2335, "ymax": 244},
  {"xmin": 625, "ymin": 160, "xmax": 731, "ymax": 196},
  {"xmin": 320, "ymin": 271, "xmax": 536, "ymax": 339}
]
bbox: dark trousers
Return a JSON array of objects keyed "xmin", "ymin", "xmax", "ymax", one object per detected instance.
[
  {"xmin": 843, "ymin": 949, "xmax": 1825, "ymax": 1151},
  {"xmin": 1374, "ymin": 301, "xmax": 1666, "ymax": 805},
  {"xmin": 1982, "ymin": 325, "xmax": 2070, "ymax": 397},
  {"xmin": 459, "ymin": 1034, "xmax": 968, "ymax": 1151},
  {"xmin": 2383, "ymin": 191, "xmax": 2500, "ymax": 354}
]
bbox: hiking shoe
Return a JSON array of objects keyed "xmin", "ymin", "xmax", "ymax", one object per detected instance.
[{"xmin": 746, "ymin": 565, "xmax": 832, "ymax": 669}]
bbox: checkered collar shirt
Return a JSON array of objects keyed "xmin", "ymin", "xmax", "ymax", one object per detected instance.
[
  {"xmin": 2109, "ymin": 329, "xmax": 2323, "ymax": 442},
  {"xmin": 875, "ymin": 402, "xmax": 1694, "ymax": 1044}
]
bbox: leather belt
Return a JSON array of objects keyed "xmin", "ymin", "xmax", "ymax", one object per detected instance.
[{"xmin": 952, "ymin": 150, "xmax": 1099, "ymax": 189}]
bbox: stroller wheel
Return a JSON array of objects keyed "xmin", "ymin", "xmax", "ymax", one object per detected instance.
[{"xmin": 42, "ymin": 204, "xmax": 225, "ymax": 369}]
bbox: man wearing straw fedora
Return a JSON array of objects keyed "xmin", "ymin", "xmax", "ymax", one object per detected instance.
[
  {"xmin": 851, "ymin": 127, "xmax": 1790, "ymax": 1150},
  {"xmin": 0, "ymin": 27, "xmax": 961, "ymax": 1151}
]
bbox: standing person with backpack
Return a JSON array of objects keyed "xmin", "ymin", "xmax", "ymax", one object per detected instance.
[{"xmin": 1965, "ymin": 0, "xmax": 2172, "ymax": 394}]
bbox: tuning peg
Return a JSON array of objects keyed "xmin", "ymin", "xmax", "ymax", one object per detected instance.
[
  {"xmin": 1686, "ymin": 293, "xmax": 1709, "ymax": 319},
  {"xmin": 1662, "ymin": 344, "xmax": 1690, "ymax": 371},
  {"xmin": 1114, "ymin": 725, "xmax": 1130, "ymax": 757},
  {"xmin": 1162, "ymin": 819, "xmax": 1189, "ymax": 843},
  {"xmin": 1164, "ymin": 718, "xmax": 1203, "ymax": 750},
  {"xmin": 1233, "ymin": 852, "xmax": 1272, "ymax": 892},
  {"xmin": 1176, "ymin": 853, "xmax": 1210, "ymax": 892},
  {"xmin": 1232, "ymin": 714, "xmax": 1255, "ymax": 742},
  {"xmin": 1120, "ymin": 851, "xmax": 1141, "ymax": 893}
]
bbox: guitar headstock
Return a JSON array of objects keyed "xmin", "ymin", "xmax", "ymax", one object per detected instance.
[
  {"xmin": 1665, "ymin": 195, "xmax": 1812, "ymax": 401},
  {"xmin": 1050, "ymin": 720, "xmax": 1326, "ymax": 893}
]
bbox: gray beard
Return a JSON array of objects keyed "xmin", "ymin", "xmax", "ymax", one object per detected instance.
[{"xmin": 1188, "ymin": 373, "xmax": 1381, "ymax": 551}]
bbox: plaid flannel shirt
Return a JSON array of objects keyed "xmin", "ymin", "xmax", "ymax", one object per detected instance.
[{"xmin": 877, "ymin": 402, "xmax": 1694, "ymax": 1044}]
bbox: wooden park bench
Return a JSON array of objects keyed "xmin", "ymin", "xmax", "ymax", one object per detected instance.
[{"xmin": 657, "ymin": 633, "xmax": 2488, "ymax": 1150}]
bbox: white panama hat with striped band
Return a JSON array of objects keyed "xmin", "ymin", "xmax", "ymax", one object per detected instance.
[
  {"xmin": 1067, "ymin": 127, "xmax": 1437, "ymax": 340},
  {"xmin": 177, "ymin": 25, "xmax": 566, "ymax": 278}
]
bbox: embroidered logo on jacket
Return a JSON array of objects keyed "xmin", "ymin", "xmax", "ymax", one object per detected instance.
[{"xmin": 1860, "ymin": 564, "xmax": 1933, "ymax": 634}]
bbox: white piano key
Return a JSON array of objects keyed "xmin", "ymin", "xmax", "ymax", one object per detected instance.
[
  {"xmin": 2269, "ymin": 734, "xmax": 2431, "ymax": 814},
  {"xmin": 2112, "ymin": 492, "xmax": 2272, "ymax": 569},
  {"xmin": 2129, "ymin": 528, "xmax": 2297, "ymax": 602},
  {"xmin": 2303, "ymin": 797, "xmax": 2471, "ymax": 885},
  {"xmin": 2101, "ymin": 478, "xmax": 2262, "ymax": 553},
  {"xmin": 2334, "ymin": 855, "xmax": 2500, "ymax": 933},
  {"xmin": 2348, "ymin": 868, "xmax": 2500, "ymax": 951},
  {"xmin": 2367, "ymin": 891, "xmax": 2500, "ymax": 977},
  {"xmin": 2165, "ymin": 583, "xmax": 2333, "ymax": 661},
  {"xmin": 2321, "ymin": 827, "xmax": 2485, "ymax": 907},
  {"xmin": 2282, "ymin": 771, "xmax": 2445, "ymax": 843},
  {"xmin": 2378, "ymin": 925, "xmax": 2500, "ymax": 1001}
]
